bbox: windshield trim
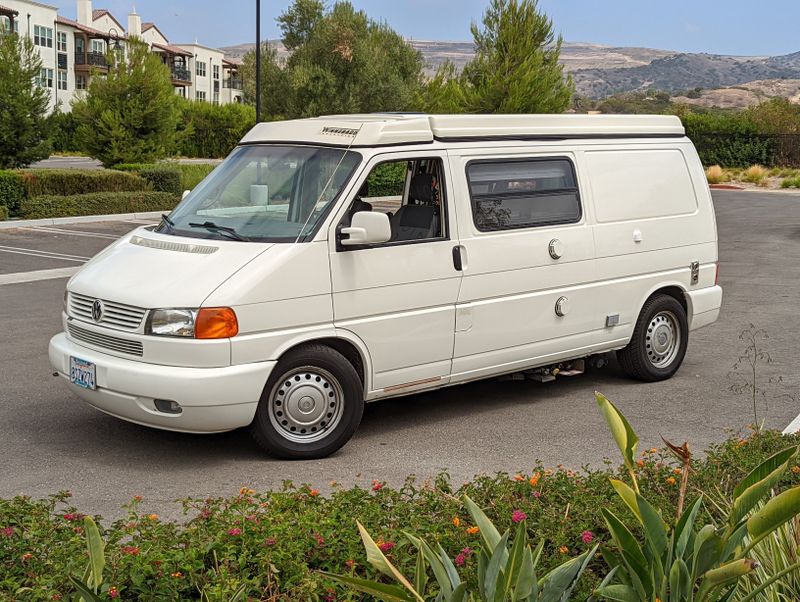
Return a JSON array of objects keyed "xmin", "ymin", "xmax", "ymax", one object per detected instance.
[{"xmin": 159, "ymin": 144, "xmax": 363, "ymax": 244}]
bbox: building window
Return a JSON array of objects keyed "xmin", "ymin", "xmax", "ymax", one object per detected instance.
[
  {"xmin": 76, "ymin": 74, "xmax": 87, "ymax": 90},
  {"xmin": 37, "ymin": 68, "xmax": 54, "ymax": 88},
  {"xmin": 91, "ymin": 39, "xmax": 104, "ymax": 54},
  {"xmin": 57, "ymin": 31, "xmax": 68, "ymax": 52},
  {"xmin": 466, "ymin": 158, "xmax": 582, "ymax": 232},
  {"xmin": 213, "ymin": 64, "xmax": 220, "ymax": 79},
  {"xmin": 196, "ymin": 91, "xmax": 206, "ymax": 101},
  {"xmin": 57, "ymin": 70, "xmax": 67, "ymax": 90},
  {"xmin": 1, "ymin": 16, "xmax": 19, "ymax": 33},
  {"xmin": 213, "ymin": 93, "xmax": 219, "ymax": 105},
  {"xmin": 196, "ymin": 61, "xmax": 206, "ymax": 77},
  {"xmin": 34, "ymin": 25, "xmax": 54, "ymax": 48}
]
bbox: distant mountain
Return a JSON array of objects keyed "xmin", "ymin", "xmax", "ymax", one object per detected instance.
[{"xmin": 220, "ymin": 40, "xmax": 800, "ymax": 100}]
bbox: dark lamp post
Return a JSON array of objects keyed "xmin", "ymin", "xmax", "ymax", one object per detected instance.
[{"xmin": 255, "ymin": 0, "xmax": 261, "ymax": 123}]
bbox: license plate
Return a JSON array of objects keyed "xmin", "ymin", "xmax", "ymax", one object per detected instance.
[{"xmin": 70, "ymin": 357, "xmax": 96, "ymax": 390}]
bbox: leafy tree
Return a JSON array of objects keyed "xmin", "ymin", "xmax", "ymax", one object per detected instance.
[
  {"xmin": 459, "ymin": 0, "xmax": 573, "ymax": 114},
  {"xmin": 419, "ymin": 61, "xmax": 468, "ymax": 113},
  {"xmin": 240, "ymin": 42, "xmax": 291, "ymax": 120},
  {"xmin": 277, "ymin": 0, "xmax": 324, "ymax": 52},
  {"xmin": 72, "ymin": 39, "xmax": 181, "ymax": 167},
  {"xmin": 0, "ymin": 33, "xmax": 51, "ymax": 168}
]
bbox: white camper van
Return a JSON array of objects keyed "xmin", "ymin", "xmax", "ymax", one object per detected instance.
[{"xmin": 49, "ymin": 114, "xmax": 722, "ymax": 458}]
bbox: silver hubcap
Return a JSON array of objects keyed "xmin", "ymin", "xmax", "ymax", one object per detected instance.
[
  {"xmin": 646, "ymin": 311, "xmax": 681, "ymax": 368},
  {"xmin": 268, "ymin": 367, "xmax": 344, "ymax": 443}
]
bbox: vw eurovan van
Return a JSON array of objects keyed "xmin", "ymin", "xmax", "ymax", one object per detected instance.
[{"xmin": 49, "ymin": 114, "xmax": 723, "ymax": 458}]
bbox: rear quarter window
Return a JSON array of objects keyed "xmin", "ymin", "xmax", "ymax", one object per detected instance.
[
  {"xmin": 466, "ymin": 158, "xmax": 581, "ymax": 232},
  {"xmin": 586, "ymin": 149, "xmax": 698, "ymax": 223}
]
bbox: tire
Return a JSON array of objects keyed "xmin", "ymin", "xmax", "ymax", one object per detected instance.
[
  {"xmin": 617, "ymin": 294, "xmax": 689, "ymax": 382},
  {"xmin": 249, "ymin": 344, "xmax": 364, "ymax": 459}
]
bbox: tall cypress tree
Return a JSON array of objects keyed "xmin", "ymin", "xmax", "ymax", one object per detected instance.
[
  {"xmin": 461, "ymin": 0, "xmax": 573, "ymax": 114},
  {"xmin": 0, "ymin": 33, "xmax": 51, "ymax": 168}
]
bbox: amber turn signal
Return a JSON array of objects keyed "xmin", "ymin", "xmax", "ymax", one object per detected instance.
[{"xmin": 195, "ymin": 307, "xmax": 238, "ymax": 339}]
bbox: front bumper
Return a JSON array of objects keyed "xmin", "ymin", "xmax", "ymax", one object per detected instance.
[{"xmin": 49, "ymin": 333, "xmax": 275, "ymax": 433}]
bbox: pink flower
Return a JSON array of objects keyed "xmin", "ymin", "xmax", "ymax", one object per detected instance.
[
  {"xmin": 108, "ymin": 586, "xmax": 119, "ymax": 599},
  {"xmin": 532, "ymin": 490, "xmax": 542, "ymax": 498},
  {"xmin": 581, "ymin": 530, "xmax": 594, "ymax": 544},
  {"xmin": 454, "ymin": 547, "xmax": 472, "ymax": 566},
  {"xmin": 511, "ymin": 510, "xmax": 527, "ymax": 523},
  {"xmin": 1, "ymin": 527, "xmax": 13, "ymax": 538},
  {"xmin": 264, "ymin": 537, "xmax": 277, "ymax": 546},
  {"xmin": 378, "ymin": 540, "xmax": 395, "ymax": 553},
  {"xmin": 121, "ymin": 546, "xmax": 140, "ymax": 556},
  {"xmin": 371, "ymin": 480, "xmax": 384, "ymax": 492},
  {"xmin": 63, "ymin": 513, "xmax": 82, "ymax": 522},
  {"xmin": 314, "ymin": 532, "xmax": 325, "ymax": 546},
  {"xmin": 227, "ymin": 528, "xmax": 242, "ymax": 536},
  {"xmin": 199, "ymin": 508, "xmax": 212, "ymax": 520},
  {"xmin": 245, "ymin": 514, "xmax": 258, "ymax": 522},
  {"xmin": 323, "ymin": 589, "xmax": 336, "ymax": 602}
]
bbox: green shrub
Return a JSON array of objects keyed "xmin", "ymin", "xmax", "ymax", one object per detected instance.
[
  {"xmin": 0, "ymin": 170, "xmax": 26, "ymax": 216},
  {"xmin": 45, "ymin": 110, "xmax": 83, "ymax": 154},
  {"xmin": 139, "ymin": 167, "xmax": 181, "ymax": 195},
  {"xmin": 19, "ymin": 191, "xmax": 178, "ymax": 219},
  {"xmin": 367, "ymin": 161, "xmax": 407, "ymax": 196},
  {"xmin": 112, "ymin": 163, "xmax": 157, "ymax": 172},
  {"xmin": 174, "ymin": 163, "xmax": 216, "ymax": 191},
  {"xmin": 0, "ymin": 205, "xmax": 8, "ymax": 221},
  {"xmin": 178, "ymin": 99, "xmax": 256, "ymax": 158},
  {"xmin": 18, "ymin": 169, "xmax": 148, "ymax": 197},
  {"xmin": 1, "ymin": 428, "xmax": 798, "ymax": 601},
  {"xmin": 781, "ymin": 176, "xmax": 800, "ymax": 188}
]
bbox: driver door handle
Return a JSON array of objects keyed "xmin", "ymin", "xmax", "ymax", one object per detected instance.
[{"xmin": 452, "ymin": 245, "xmax": 463, "ymax": 271}]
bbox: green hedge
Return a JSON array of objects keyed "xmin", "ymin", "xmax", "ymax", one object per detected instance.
[
  {"xmin": 20, "ymin": 191, "xmax": 179, "ymax": 219},
  {"xmin": 113, "ymin": 163, "xmax": 216, "ymax": 193},
  {"xmin": 1, "ymin": 430, "xmax": 798, "ymax": 600},
  {"xmin": 18, "ymin": 169, "xmax": 148, "ymax": 197},
  {"xmin": 177, "ymin": 99, "xmax": 256, "ymax": 159},
  {"xmin": 140, "ymin": 167, "xmax": 182, "ymax": 195},
  {"xmin": 0, "ymin": 205, "xmax": 8, "ymax": 221},
  {"xmin": 0, "ymin": 170, "xmax": 26, "ymax": 216}
]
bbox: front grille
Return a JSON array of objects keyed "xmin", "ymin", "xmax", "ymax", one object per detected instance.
[
  {"xmin": 69, "ymin": 293, "xmax": 146, "ymax": 331},
  {"xmin": 68, "ymin": 322, "xmax": 144, "ymax": 357}
]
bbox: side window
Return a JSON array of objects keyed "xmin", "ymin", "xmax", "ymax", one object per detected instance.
[
  {"xmin": 342, "ymin": 157, "xmax": 447, "ymax": 244},
  {"xmin": 466, "ymin": 158, "xmax": 581, "ymax": 232}
]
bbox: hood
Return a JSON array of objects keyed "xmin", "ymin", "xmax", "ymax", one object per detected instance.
[{"xmin": 68, "ymin": 227, "xmax": 272, "ymax": 309}]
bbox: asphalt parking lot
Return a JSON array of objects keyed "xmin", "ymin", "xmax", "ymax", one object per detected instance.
[{"xmin": 1, "ymin": 190, "xmax": 799, "ymax": 521}]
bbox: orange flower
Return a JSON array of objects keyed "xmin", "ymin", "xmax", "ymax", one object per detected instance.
[
  {"xmin": 146, "ymin": 514, "xmax": 159, "ymax": 521},
  {"xmin": 649, "ymin": 447, "xmax": 658, "ymax": 454},
  {"xmin": 673, "ymin": 468, "xmax": 682, "ymax": 475},
  {"xmin": 466, "ymin": 526, "xmax": 480, "ymax": 535},
  {"xmin": 170, "ymin": 572, "xmax": 183, "ymax": 579},
  {"xmin": 791, "ymin": 466, "xmax": 800, "ymax": 475},
  {"xmin": 452, "ymin": 517, "xmax": 461, "ymax": 528},
  {"xmin": 666, "ymin": 477, "xmax": 677, "ymax": 485},
  {"xmin": 239, "ymin": 487, "xmax": 255, "ymax": 495},
  {"xmin": 513, "ymin": 474, "xmax": 525, "ymax": 482},
  {"xmin": 309, "ymin": 489, "xmax": 320, "ymax": 497},
  {"xmin": 529, "ymin": 472, "xmax": 541, "ymax": 487},
  {"xmin": 636, "ymin": 459, "xmax": 645, "ymax": 467},
  {"xmin": 559, "ymin": 546, "xmax": 569, "ymax": 554}
]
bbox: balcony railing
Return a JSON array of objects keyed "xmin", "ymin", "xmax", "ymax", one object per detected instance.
[
  {"xmin": 224, "ymin": 77, "xmax": 243, "ymax": 90},
  {"xmin": 57, "ymin": 52, "xmax": 67, "ymax": 69},
  {"xmin": 74, "ymin": 51, "xmax": 107, "ymax": 67},
  {"xmin": 171, "ymin": 66, "xmax": 191, "ymax": 82}
]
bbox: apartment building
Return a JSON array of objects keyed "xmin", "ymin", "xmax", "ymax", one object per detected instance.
[{"xmin": 0, "ymin": 0, "xmax": 243, "ymax": 112}]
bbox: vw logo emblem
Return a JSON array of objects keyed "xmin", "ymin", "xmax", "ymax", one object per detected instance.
[{"xmin": 91, "ymin": 299, "xmax": 104, "ymax": 322}]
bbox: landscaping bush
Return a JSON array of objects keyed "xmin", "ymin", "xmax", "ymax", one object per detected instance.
[
  {"xmin": 0, "ymin": 205, "xmax": 8, "ymax": 221},
  {"xmin": 18, "ymin": 169, "xmax": 148, "ymax": 197},
  {"xmin": 178, "ymin": 99, "xmax": 256, "ymax": 159},
  {"xmin": 19, "ymin": 191, "xmax": 179, "ymax": 219},
  {"xmin": 0, "ymin": 170, "xmax": 26, "ymax": 216},
  {"xmin": 112, "ymin": 163, "xmax": 157, "ymax": 173},
  {"xmin": 113, "ymin": 163, "xmax": 216, "ymax": 193},
  {"xmin": 139, "ymin": 167, "xmax": 182, "ymax": 195},
  {"xmin": 1, "ymin": 428, "xmax": 798, "ymax": 601},
  {"xmin": 45, "ymin": 110, "xmax": 83, "ymax": 154}
]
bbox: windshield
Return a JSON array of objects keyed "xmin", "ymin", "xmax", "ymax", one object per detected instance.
[{"xmin": 161, "ymin": 145, "xmax": 362, "ymax": 242}]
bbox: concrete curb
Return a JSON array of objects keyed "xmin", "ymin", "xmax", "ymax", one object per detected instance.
[{"xmin": 0, "ymin": 211, "xmax": 163, "ymax": 230}]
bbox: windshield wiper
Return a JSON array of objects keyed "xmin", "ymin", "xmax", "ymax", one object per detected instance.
[
  {"xmin": 188, "ymin": 221, "xmax": 250, "ymax": 242},
  {"xmin": 159, "ymin": 213, "xmax": 175, "ymax": 232}
]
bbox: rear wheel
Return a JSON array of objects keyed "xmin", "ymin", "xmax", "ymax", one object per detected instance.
[
  {"xmin": 617, "ymin": 294, "xmax": 688, "ymax": 382},
  {"xmin": 249, "ymin": 345, "xmax": 364, "ymax": 459}
]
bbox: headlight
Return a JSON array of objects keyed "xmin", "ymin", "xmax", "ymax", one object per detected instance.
[
  {"xmin": 145, "ymin": 307, "xmax": 238, "ymax": 339},
  {"xmin": 146, "ymin": 309, "xmax": 197, "ymax": 337}
]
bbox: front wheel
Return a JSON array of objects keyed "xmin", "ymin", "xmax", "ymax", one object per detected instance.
[
  {"xmin": 249, "ymin": 345, "xmax": 364, "ymax": 459},
  {"xmin": 617, "ymin": 294, "xmax": 689, "ymax": 382}
]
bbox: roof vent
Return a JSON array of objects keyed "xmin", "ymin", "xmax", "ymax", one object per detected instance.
[
  {"xmin": 321, "ymin": 126, "xmax": 359, "ymax": 137},
  {"xmin": 130, "ymin": 235, "xmax": 218, "ymax": 254}
]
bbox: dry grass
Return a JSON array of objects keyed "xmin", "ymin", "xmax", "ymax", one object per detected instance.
[
  {"xmin": 741, "ymin": 164, "xmax": 769, "ymax": 184},
  {"xmin": 705, "ymin": 165, "xmax": 726, "ymax": 184}
]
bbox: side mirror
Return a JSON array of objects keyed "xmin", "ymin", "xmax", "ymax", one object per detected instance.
[
  {"xmin": 182, "ymin": 190, "xmax": 191, "ymax": 200},
  {"xmin": 340, "ymin": 211, "xmax": 391, "ymax": 246}
]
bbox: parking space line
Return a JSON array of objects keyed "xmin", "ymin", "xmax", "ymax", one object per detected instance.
[
  {"xmin": 0, "ymin": 245, "xmax": 90, "ymax": 262},
  {"xmin": 783, "ymin": 414, "xmax": 800, "ymax": 435},
  {"xmin": 18, "ymin": 226, "xmax": 119, "ymax": 240},
  {"xmin": 0, "ymin": 266, "xmax": 81, "ymax": 285}
]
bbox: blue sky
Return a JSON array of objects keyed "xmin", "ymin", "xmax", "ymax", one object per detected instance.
[{"xmin": 60, "ymin": 1, "xmax": 800, "ymax": 56}]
